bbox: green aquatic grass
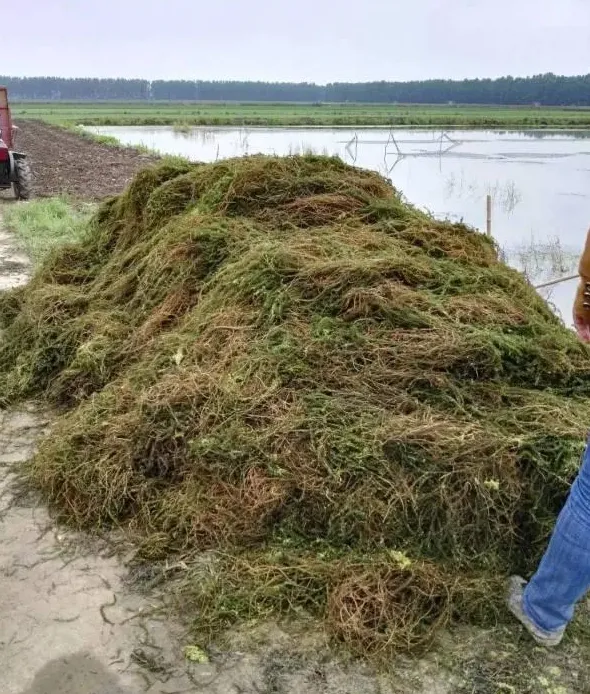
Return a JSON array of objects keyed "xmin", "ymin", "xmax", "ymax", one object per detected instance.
[
  {"xmin": 4, "ymin": 198, "xmax": 96, "ymax": 264},
  {"xmin": 1, "ymin": 155, "xmax": 589, "ymax": 657}
]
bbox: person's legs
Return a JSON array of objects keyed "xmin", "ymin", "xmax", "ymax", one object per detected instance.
[{"xmin": 510, "ymin": 441, "xmax": 590, "ymax": 643}]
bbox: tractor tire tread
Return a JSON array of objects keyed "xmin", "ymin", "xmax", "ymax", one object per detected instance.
[{"xmin": 14, "ymin": 158, "xmax": 33, "ymax": 200}]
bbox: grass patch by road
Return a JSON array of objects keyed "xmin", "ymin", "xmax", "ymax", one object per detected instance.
[
  {"xmin": 4, "ymin": 198, "xmax": 96, "ymax": 264},
  {"xmin": 12, "ymin": 101, "xmax": 590, "ymax": 129}
]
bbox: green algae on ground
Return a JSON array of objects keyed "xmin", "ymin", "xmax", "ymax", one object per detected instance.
[{"xmin": 0, "ymin": 154, "xmax": 588, "ymax": 656}]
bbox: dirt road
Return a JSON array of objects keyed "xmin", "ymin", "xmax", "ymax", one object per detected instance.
[{"xmin": 14, "ymin": 120, "xmax": 159, "ymax": 200}]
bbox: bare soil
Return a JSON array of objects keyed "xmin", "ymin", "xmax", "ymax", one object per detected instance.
[{"xmin": 14, "ymin": 120, "xmax": 159, "ymax": 200}]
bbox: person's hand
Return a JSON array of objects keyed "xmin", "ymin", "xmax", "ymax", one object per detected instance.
[{"xmin": 574, "ymin": 280, "xmax": 590, "ymax": 342}]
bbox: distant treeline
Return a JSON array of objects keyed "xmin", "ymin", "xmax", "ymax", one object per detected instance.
[{"xmin": 3, "ymin": 74, "xmax": 590, "ymax": 105}]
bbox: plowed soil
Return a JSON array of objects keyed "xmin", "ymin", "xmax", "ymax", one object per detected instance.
[{"xmin": 14, "ymin": 120, "xmax": 159, "ymax": 200}]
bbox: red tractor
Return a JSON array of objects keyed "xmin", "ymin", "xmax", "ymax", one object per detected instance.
[{"xmin": 0, "ymin": 87, "xmax": 32, "ymax": 200}]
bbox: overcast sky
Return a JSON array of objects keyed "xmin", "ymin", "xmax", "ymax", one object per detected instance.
[{"xmin": 10, "ymin": 0, "xmax": 590, "ymax": 82}]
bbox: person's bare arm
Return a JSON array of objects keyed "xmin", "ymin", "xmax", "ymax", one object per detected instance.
[{"xmin": 574, "ymin": 228, "xmax": 590, "ymax": 342}]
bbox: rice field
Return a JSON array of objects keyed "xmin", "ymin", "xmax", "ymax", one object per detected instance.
[{"xmin": 12, "ymin": 101, "xmax": 590, "ymax": 129}]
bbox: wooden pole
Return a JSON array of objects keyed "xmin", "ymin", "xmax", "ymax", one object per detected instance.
[
  {"xmin": 486, "ymin": 194, "xmax": 492, "ymax": 236},
  {"xmin": 534, "ymin": 273, "xmax": 577, "ymax": 290}
]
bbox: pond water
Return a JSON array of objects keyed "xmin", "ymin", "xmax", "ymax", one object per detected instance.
[{"xmin": 88, "ymin": 125, "xmax": 590, "ymax": 324}]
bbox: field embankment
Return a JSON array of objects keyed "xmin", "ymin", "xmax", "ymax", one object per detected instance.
[
  {"xmin": 14, "ymin": 120, "xmax": 159, "ymax": 199},
  {"xmin": 13, "ymin": 101, "xmax": 590, "ymax": 129}
]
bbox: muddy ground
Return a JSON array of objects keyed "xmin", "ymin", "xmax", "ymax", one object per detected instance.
[{"xmin": 14, "ymin": 120, "xmax": 159, "ymax": 200}]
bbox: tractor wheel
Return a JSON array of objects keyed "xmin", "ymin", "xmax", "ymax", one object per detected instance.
[{"xmin": 14, "ymin": 157, "xmax": 33, "ymax": 200}]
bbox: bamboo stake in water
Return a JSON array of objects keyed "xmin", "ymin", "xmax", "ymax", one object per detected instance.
[{"xmin": 486, "ymin": 195, "xmax": 492, "ymax": 236}]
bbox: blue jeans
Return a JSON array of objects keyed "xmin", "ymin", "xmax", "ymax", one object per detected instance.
[{"xmin": 523, "ymin": 440, "xmax": 590, "ymax": 633}]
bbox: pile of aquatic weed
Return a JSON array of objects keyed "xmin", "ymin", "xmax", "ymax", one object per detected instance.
[{"xmin": 1, "ymin": 155, "xmax": 589, "ymax": 656}]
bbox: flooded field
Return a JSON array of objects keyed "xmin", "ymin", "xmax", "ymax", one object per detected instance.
[{"xmin": 89, "ymin": 125, "xmax": 590, "ymax": 322}]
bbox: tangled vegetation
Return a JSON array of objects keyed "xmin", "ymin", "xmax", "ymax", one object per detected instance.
[{"xmin": 1, "ymin": 155, "xmax": 589, "ymax": 655}]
